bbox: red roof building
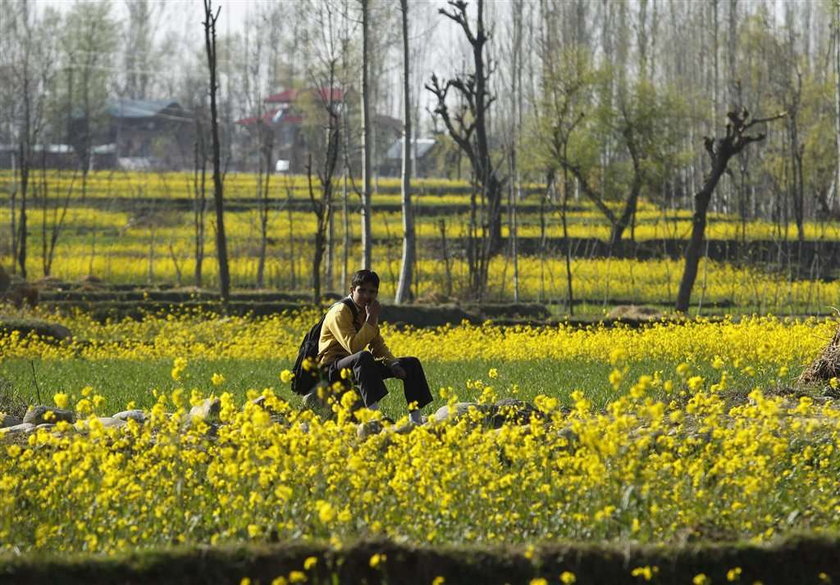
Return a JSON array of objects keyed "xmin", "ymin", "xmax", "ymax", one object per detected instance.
[{"xmin": 236, "ymin": 86, "xmax": 399, "ymax": 175}]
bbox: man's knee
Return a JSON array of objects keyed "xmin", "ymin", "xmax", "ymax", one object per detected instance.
[
  {"xmin": 356, "ymin": 350, "xmax": 376, "ymax": 368},
  {"xmin": 400, "ymin": 356, "xmax": 421, "ymax": 370}
]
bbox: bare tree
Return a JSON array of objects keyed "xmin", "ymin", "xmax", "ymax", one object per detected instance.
[
  {"xmin": 427, "ymin": 0, "xmax": 505, "ymax": 299},
  {"xmin": 1, "ymin": 1, "xmax": 59, "ymax": 279},
  {"xmin": 676, "ymin": 109, "xmax": 784, "ymax": 313},
  {"xmin": 39, "ymin": 159, "xmax": 76, "ymax": 278},
  {"xmin": 306, "ymin": 96, "xmax": 342, "ymax": 302},
  {"xmin": 301, "ymin": 0, "xmax": 347, "ymax": 301},
  {"xmin": 203, "ymin": 0, "xmax": 231, "ymax": 305},
  {"xmin": 243, "ymin": 9, "xmax": 274, "ymax": 289}
]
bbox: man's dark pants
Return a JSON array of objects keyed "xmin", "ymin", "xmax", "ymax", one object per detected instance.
[{"xmin": 327, "ymin": 350, "xmax": 433, "ymax": 408}]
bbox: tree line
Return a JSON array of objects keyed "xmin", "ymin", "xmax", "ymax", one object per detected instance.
[{"xmin": 1, "ymin": 0, "xmax": 838, "ymax": 311}]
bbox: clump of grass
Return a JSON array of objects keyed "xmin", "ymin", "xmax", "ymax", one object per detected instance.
[{"xmin": 0, "ymin": 376, "xmax": 28, "ymax": 418}]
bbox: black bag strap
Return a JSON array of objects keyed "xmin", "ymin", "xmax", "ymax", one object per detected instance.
[{"xmin": 339, "ymin": 297, "xmax": 360, "ymax": 331}]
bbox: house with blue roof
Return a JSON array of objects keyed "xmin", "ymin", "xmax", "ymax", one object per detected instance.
[{"xmin": 67, "ymin": 98, "xmax": 194, "ymax": 170}]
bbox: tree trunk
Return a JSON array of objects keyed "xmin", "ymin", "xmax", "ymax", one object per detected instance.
[
  {"xmin": 193, "ymin": 118, "xmax": 207, "ymax": 289},
  {"xmin": 16, "ymin": 142, "xmax": 29, "ymax": 280},
  {"xmin": 360, "ymin": 0, "xmax": 372, "ymax": 270},
  {"xmin": 203, "ymin": 0, "xmax": 230, "ymax": 305},
  {"xmin": 675, "ymin": 158, "xmax": 726, "ymax": 312},
  {"xmin": 257, "ymin": 124, "xmax": 273, "ymax": 288},
  {"xmin": 608, "ymin": 158, "xmax": 642, "ymax": 247},
  {"xmin": 395, "ymin": 0, "xmax": 414, "ymax": 304}
]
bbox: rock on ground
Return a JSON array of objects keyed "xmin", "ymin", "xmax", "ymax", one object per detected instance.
[
  {"xmin": 0, "ymin": 413, "xmax": 23, "ymax": 429},
  {"xmin": 23, "ymin": 406, "xmax": 75, "ymax": 425}
]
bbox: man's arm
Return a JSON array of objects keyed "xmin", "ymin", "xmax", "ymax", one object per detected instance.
[
  {"xmin": 369, "ymin": 332, "xmax": 397, "ymax": 364},
  {"xmin": 325, "ymin": 304, "xmax": 377, "ymax": 355}
]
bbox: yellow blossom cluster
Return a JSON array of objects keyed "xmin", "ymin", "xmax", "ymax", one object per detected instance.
[
  {"xmin": 2, "ymin": 372, "xmax": 840, "ymax": 555},
  {"xmin": 0, "ymin": 311, "xmax": 833, "ymax": 372}
]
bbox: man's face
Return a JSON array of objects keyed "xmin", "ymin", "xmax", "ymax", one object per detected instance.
[{"xmin": 351, "ymin": 283, "xmax": 378, "ymax": 307}]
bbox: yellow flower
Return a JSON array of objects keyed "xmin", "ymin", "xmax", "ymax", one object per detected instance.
[
  {"xmin": 693, "ymin": 574, "xmax": 710, "ymax": 585},
  {"xmin": 560, "ymin": 572, "xmax": 577, "ymax": 584},
  {"xmin": 303, "ymin": 556, "xmax": 318, "ymax": 570},
  {"xmin": 340, "ymin": 392, "xmax": 358, "ymax": 411},
  {"xmin": 171, "ymin": 357, "xmax": 188, "ymax": 382},
  {"xmin": 316, "ymin": 500, "xmax": 336, "ymax": 524},
  {"xmin": 53, "ymin": 393, "xmax": 69, "ymax": 409},
  {"xmin": 726, "ymin": 567, "xmax": 742, "ymax": 581},
  {"xmin": 369, "ymin": 553, "xmax": 386, "ymax": 568},
  {"xmin": 488, "ymin": 368, "xmax": 498, "ymax": 379},
  {"xmin": 687, "ymin": 376, "xmax": 704, "ymax": 392},
  {"xmin": 632, "ymin": 566, "xmax": 658, "ymax": 581},
  {"xmin": 431, "ymin": 578, "xmax": 445, "ymax": 585},
  {"xmin": 280, "ymin": 370, "xmax": 294, "ymax": 384},
  {"xmin": 523, "ymin": 543, "xmax": 536, "ymax": 559},
  {"xmin": 529, "ymin": 579, "xmax": 548, "ymax": 585},
  {"xmin": 211, "ymin": 373, "xmax": 225, "ymax": 386}
]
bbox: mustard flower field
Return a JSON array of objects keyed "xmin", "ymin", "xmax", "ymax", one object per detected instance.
[
  {"xmin": 3, "ymin": 169, "xmax": 840, "ymax": 581},
  {"xmin": 2, "ymin": 170, "xmax": 839, "ymax": 315},
  {"xmin": 2, "ymin": 309, "xmax": 840, "ymax": 566}
]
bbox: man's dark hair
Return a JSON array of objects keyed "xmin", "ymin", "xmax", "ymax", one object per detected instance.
[{"xmin": 351, "ymin": 269, "xmax": 380, "ymax": 289}]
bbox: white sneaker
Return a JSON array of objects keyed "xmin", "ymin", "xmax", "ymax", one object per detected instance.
[{"xmin": 409, "ymin": 413, "xmax": 427, "ymax": 425}]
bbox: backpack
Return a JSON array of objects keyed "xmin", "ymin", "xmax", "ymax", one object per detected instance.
[{"xmin": 290, "ymin": 297, "xmax": 358, "ymax": 395}]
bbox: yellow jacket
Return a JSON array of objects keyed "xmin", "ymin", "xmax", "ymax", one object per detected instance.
[{"xmin": 317, "ymin": 301, "xmax": 396, "ymax": 367}]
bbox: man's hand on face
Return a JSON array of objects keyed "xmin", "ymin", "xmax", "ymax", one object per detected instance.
[
  {"xmin": 390, "ymin": 362, "xmax": 407, "ymax": 379},
  {"xmin": 365, "ymin": 299, "xmax": 382, "ymax": 325}
]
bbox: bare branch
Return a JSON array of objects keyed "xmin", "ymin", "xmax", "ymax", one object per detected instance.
[
  {"xmin": 439, "ymin": 1, "xmax": 476, "ymax": 45},
  {"xmin": 745, "ymin": 111, "xmax": 787, "ymax": 129}
]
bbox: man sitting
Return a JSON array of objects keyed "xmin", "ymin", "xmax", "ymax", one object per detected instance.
[{"xmin": 311, "ymin": 269, "xmax": 432, "ymax": 424}]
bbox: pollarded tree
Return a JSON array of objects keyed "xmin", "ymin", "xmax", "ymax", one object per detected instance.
[{"xmin": 676, "ymin": 108, "xmax": 785, "ymax": 313}]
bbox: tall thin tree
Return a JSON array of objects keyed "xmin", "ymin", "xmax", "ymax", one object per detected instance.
[
  {"xmin": 359, "ymin": 0, "xmax": 373, "ymax": 269},
  {"xmin": 203, "ymin": 0, "xmax": 231, "ymax": 305},
  {"xmin": 395, "ymin": 0, "xmax": 414, "ymax": 303}
]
